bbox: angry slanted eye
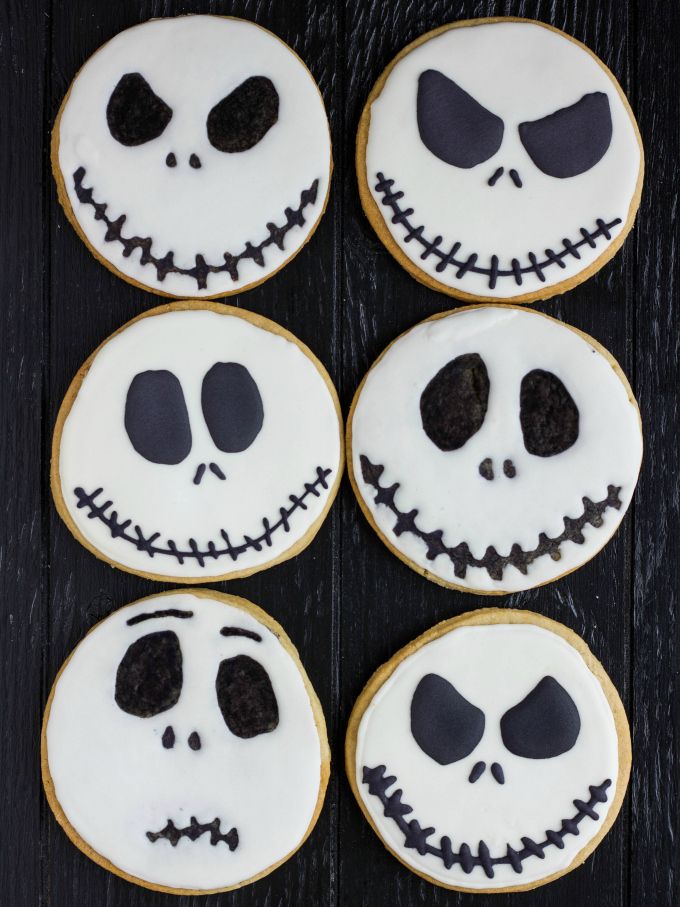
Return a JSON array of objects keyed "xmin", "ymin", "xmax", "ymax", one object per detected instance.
[
  {"xmin": 216, "ymin": 654, "xmax": 279, "ymax": 739},
  {"xmin": 201, "ymin": 362, "xmax": 264, "ymax": 453},
  {"xmin": 106, "ymin": 73, "xmax": 173, "ymax": 146},
  {"xmin": 410, "ymin": 673, "xmax": 485, "ymax": 765},
  {"xmin": 518, "ymin": 92, "xmax": 613, "ymax": 179},
  {"xmin": 520, "ymin": 368, "xmax": 579, "ymax": 457},
  {"xmin": 417, "ymin": 69, "xmax": 504, "ymax": 168},
  {"xmin": 207, "ymin": 76, "xmax": 279, "ymax": 153},
  {"xmin": 420, "ymin": 353, "xmax": 490, "ymax": 451},
  {"xmin": 125, "ymin": 370, "xmax": 192, "ymax": 465},
  {"xmin": 115, "ymin": 630, "xmax": 183, "ymax": 718},
  {"xmin": 500, "ymin": 675, "xmax": 581, "ymax": 758}
]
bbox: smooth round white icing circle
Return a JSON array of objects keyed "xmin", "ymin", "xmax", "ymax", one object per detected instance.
[
  {"xmin": 354, "ymin": 620, "xmax": 621, "ymax": 889},
  {"xmin": 350, "ymin": 305, "xmax": 641, "ymax": 592},
  {"xmin": 56, "ymin": 306, "xmax": 342, "ymax": 580},
  {"xmin": 56, "ymin": 15, "xmax": 331, "ymax": 296},
  {"xmin": 45, "ymin": 592, "xmax": 325, "ymax": 891},
  {"xmin": 364, "ymin": 20, "xmax": 641, "ymax": 299}
]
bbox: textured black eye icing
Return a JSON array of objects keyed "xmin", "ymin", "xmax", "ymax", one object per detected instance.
[
  {"xmin": 417, "ymin": 69, "xmax": 504, "ymax": 168},
  {"xmin": 420, "ymin": 353, "xmax": 490, "ymax": 451},
  {"xmin": 216, "ymin": 654, "xmax": 279, "ymax": 739},
  {"xmin": 520, "ymin": 368, "xmax": 579, "ymax": 457},
  {"xmin": 106, "ymin": 73, "xmax": 173, "ymax": 146},
  {"xmin": 125, "ymin": 370, "xmax": 192, "ymax": 465},
  {"xmin": 201, "ymin": 362, "xmax": 264, "ymax": 453},
  {"xmin": 500, "ymin": 675, "xmax": 581, "ymax": 759},
  {"xmin": 207, "ymin": 76, "xmax": 279, "ymax": 153},
  {"xmin": 518, "ymin": 92, "xmax": 613, "ymax": 179},
  {"xmin": 115, "ymin": 630, "xmax": 182, "ymax": 718},
  {"xmin": 410, "ymin": 673, "xmax": 485, "ymax": 765}
]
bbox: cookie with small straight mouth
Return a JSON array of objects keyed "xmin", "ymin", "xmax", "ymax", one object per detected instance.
[
  {"xmin": 51, "ymin": 301, "xmax": 343, "ymax": 583},
  {"xmin": 42, "ymin": 589, "xmax": 330, "ymax": 894},
  {"xmin": 348, "ymin": 305, "xmax": 642, "ymax": 594},
  {"xmin": 357, "ymin": 17, "xmax": 643, "ymax": 303},
  {"xmin": 52, "ymin": 15, "xmax": 332, "ymax": 298},
  {"xmin": 346, "ymin": 608, "xmax": 631, "ymax": 893}
]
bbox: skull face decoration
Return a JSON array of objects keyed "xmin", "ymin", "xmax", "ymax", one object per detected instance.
[
  {"xmin": 347, "ymin": 610, "xmax": 630, "ymax": 892},
  {"xmin": 359, "ymin": 19, "xmax": 642, "ymax": 302},
  {"xmin": 52, "ymin": 304, "xmax": 342, "ymax": 581},
  {"xmin": 42, "ymin": 591, "xmax": 329, "ymax": 893},
  {"xmin": 53, "ymin": 16, "xmax": 331, "ymax": 297},
  {"xmin": 349, "ymin": 306, "xmax": 641, "ymax": 593}
]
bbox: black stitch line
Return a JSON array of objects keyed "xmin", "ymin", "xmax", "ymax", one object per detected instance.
[
  {"xmin": 73, "ymin": 167, "xmax": 320, "ymax": 290},
  {"xmin": 359, "ymin": 455, "xmax": 622, "ymax": 581},
  {"xmin": 73, "ymin": 466, "xmax": 332, "ymax": 565},
  {"xmin": 146, "ymin": 817, "xmax": 238, "ymax": 850},
  {"xmin": 362, "ymin": 765, "xmax": 611, "ymax": 877},
  {"xmin": 374, "ymin": 172, "xmax": 621, "ymax": 290}
]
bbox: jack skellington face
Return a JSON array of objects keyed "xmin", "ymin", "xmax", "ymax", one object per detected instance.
[
  {"xmin": 43, "ymin": 591, "xmax": 328, "ymax": 892},
  {"xmin": 360, "ymin": 19, "xmax": 642, "ymax": 301},
  {"xmin": 349, "ymin": 612, "xmax": 629, "ymax": 891},
  {"xmin": 53, "ymin": 304, "xmax": 342, "ymax": 581},
  {"xmin": 349, "ymin": 306, "xmax": 642, "ymax": 593},
  {"xmin": 54, "ymin": 16, "xmax": 331, "ymax": 297}
]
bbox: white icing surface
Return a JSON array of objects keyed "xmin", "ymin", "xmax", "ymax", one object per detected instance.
[
  {"xmin": 365, "ymin": 20, "xmax": 641, "ymax": 298},
  {"xmin": 57, "ymin": 16, "xmax": 331, "ymax": 296},
  {"xmin": 46, "ymin": 592, "xmax": 324, "ymax": 891},
  {"xmin": 351, "ymin": 306, "xmax": 642, "ymax": 592},
  {"xmin": 355, "ymin": 621, "xmax": 620, "ymax": 889},
  {"xmin": 58, "ymin": 308, "xmax": 341, "ymax": 578}
]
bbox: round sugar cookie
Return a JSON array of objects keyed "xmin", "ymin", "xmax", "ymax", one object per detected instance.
[
  {"xmin": 357, "ymin": 18, "xmax": 643, "ymax": 303},
  {"xmin": 346, "ymin": 608, "xmax": 630, "ymax": 893},
  {"xmin": 348, "ymin": 305, "xmax": 642, "ymax": 594},
  {"xmin": 42, "ymin": 589, "xmax": 329, "ymax": 894},
  {"xmin": 52, "ymin": 301, "xmax": 343, "ymax": 582},
  {"xmin": 53, "ymin": 15, "xmax": 332, "ymax": 298}
]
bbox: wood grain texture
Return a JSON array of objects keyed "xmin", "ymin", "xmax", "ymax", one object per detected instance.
[{"xmin": 0, "ymin": 0, "xmax": 677, "ymax": 904}]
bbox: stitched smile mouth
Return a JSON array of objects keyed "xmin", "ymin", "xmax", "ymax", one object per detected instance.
[
  {"xmin": 360, "ymin": 455, "xmax": 622, "ymax": 581},
  {"xmin": 73, "ymin": 167, "xmax": 320, "ymax": 290},
  {"xmin": 363, "ymin": 764, "xmax": 611, "ymax": 879},
  {"xmin": 147, "ymin": 816, "xmax": 238, "ymax": 850},
  {"xmin": 73, "ymin": 465, "xmax": 333, "ymax": 568},
  {"xmin": 373, "ymin": 171, "xmax": 621, "ymax": 290}
]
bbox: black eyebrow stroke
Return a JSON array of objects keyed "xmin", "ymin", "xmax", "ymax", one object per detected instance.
[
  {"xmin": 220, "ymin": 627, "xmax": 262, "ymax": 643},
  {"xmin": 126, "ymin": 608, "xmax": 194, "ymax": 626}
]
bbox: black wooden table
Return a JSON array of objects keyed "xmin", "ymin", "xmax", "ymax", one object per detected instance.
[{"xmin": 1, "ymin": 1, "xmax": 678, "ymax": 905}]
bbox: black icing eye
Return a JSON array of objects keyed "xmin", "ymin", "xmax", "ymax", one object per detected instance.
[
  {"xmin": 520, "ymin": 369, "xmax": 579, "ymax": 457},
  {"xmin": 201, "ymin": 362, "xmax": 264, "ymax": 453},
  {"xmin": 420, "ymin": 353, "xmax": 490, "ymax": 451},
  {"xmin": 500, "ymin": 675, "xmax": 581, "ymax": 759},
  {"xmin": 207, "ymin": 76, "xmax": 279, "ymax": 153},
  {"xmin": 410, "ymin": 673, "xmax": 485, "ymax": 765},
  {"xmin": 216, "ymin": 654, "xmax": 279, "ymax": 739},
  {"xmin": 125, "ymin": 370, "xmax": 192, "ymax": 465},
  {"xmin": 518, "ymin": 92, "xmax": 613, "ymax": 179},
  {"xmin": 417, "ymin": 69, "xmax": 504, "ymax": 168},
  {"xmin": 115, "ymin": 630, "xmax": 182, "ymax": 718},
  {"xmin": 106, "ymin": 73, "xmax": 172, "ymax": 146}
]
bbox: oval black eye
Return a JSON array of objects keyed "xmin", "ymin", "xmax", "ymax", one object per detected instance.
[
  {"xmin": 201, "ymin": 362, "xmax": 264, "ymax": 453},
  {"xmin": 106, "ymin": 73, "xmax": 173, "ymax": 146},
  {"xmin": 420, "ymin": 353, "xmax": 490, "ymax": 451},
  {"xmin": 207, "ymin": 76, "xmax": 279, "ymax": 153},
  {"xmin": 518, "ymin": 92, "xmax": 612, "ymax": 179},
  {"xmin": 115, "ymin": 630, "xmax": 182, "ymax": 718},
  {"xmin": 125, "ymin": 370, "xmax": 192, "ymax": 465},
  {"xmin": 417, "ymin": 69, "xmax": 504, "ymax": 168},
  {"xmin": 216, "ymin": 654, "xmax": 279, "ymax": 739},
  {"xmin": 520, "ymin": 368, "xmax": 579, "ymax": 457},
  {"xmin": 410, "ymin": 673, "xmax": 485, "ymax": 765},
  {"xmin": 500, "ymin": 675, "xmax": 581, "ymax": 759}
]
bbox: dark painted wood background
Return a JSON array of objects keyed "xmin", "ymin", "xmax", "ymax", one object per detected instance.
[{"xmin": 1, "ymin": 0, "xmax": 678, "ymax": 904}]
